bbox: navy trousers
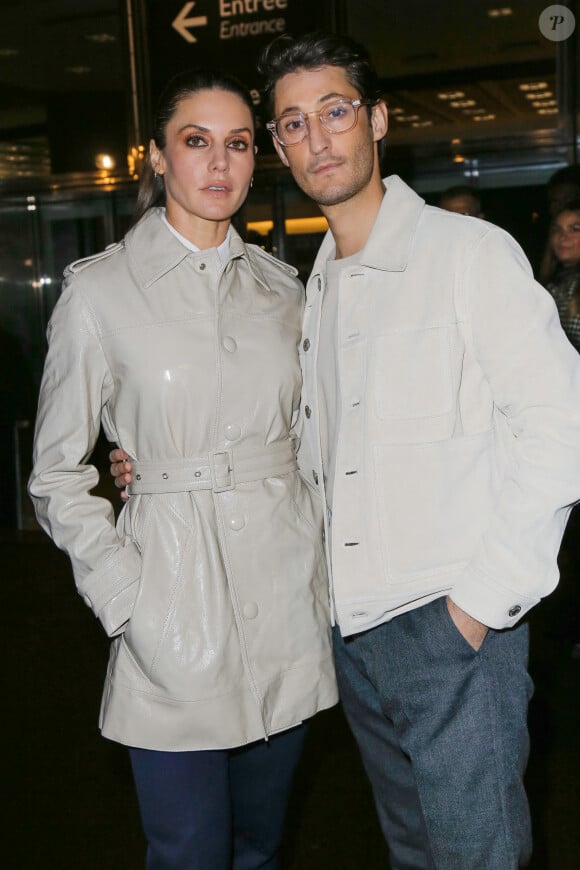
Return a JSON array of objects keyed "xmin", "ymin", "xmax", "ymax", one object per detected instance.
[
  {"xmin": 129, "ymin": 724, "xmax": 306, "ymax": 870},
  {"xmin": 333, "ymin": 596, "xmax": 534, "ymax": 869}
]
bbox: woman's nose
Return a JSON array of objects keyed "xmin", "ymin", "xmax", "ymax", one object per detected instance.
[{"xmin": 210, "ymin": 147, "xmax": 229, "ymax": 171}]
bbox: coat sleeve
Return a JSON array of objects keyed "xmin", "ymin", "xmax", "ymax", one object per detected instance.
[
  {"xmin": 28, "ymin": 277, "xmax": 141, "ymax": 636},
  {"xmin": 449, "ymin": 227, "xmax": 580, "ymax": 629}
]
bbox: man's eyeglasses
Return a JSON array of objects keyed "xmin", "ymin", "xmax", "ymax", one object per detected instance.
[{"xmin": 266, "ymin": 98, "xmax": 377, "ymax": 147}]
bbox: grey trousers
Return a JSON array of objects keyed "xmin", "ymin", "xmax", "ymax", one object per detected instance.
[{"xmin": 333, "ymin": 596, "xmax": 533, "ymax": 869}]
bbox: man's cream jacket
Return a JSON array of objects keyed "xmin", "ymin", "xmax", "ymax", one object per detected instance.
[{"xmin": 299, "ymin": 176, "xmax": 580, "ymax": 636}]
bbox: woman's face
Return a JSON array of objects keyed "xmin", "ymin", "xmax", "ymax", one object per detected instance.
[
  {"xmin": 550, "ymin": 209, "xmax": 580, "ymax": 268},
  {"xmin": 152, "ymin": 88, "xmax": 255, "ymax": 230}
]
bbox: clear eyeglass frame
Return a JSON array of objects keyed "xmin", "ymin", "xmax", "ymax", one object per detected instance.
[{"xmin": 266, "ymin": 98, "xmax": 377, "ymax": 147}]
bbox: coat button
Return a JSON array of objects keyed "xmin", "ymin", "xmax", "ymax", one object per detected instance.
[
  {"xmin": 225, "ymin": 423, "xmax": 241, "ymax": 441},
  {"xmin": 243, "ymin": 601, "xmax": 259, "ymax": 619},
  {"xmin": 228, "ymin": 515, "xmax": 245, "ymax": 531},
  {"xmin": 305, "ymin": 405, "xmax": 311, "ymax": 418},
  {"xmin": 222, "ymin": 336, "xmax": 237, "ymax": 352},
  {"xmin": 302, "ymin": 338, "xmax": 310, "ymax": 351},
  {"xmin": 508, "ymin": 605, "xmax": 522, "ymax": 617},
  {"xmin": 199, "ymin": 262, "xmax": 206, "ymax": 271}
]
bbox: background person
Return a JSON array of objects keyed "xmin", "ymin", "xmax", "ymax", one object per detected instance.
[
  {"xmin": 28, "ymin": 68, "xmax": 337, "ymax": 870},
  {"xmin": 543, "ymin": 199, "xmax": 580, "ymax": 346},
  {"xmin": 438, "ymin": 184, "xmax": 484, "ymax": 217}
]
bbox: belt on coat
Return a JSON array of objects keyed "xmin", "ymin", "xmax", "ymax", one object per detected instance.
[{"xmin": 126, "ymin": 441, "xmax": 298, "ymax": 495}]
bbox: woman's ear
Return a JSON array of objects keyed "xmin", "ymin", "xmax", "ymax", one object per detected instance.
[{"xmin": 149, "ymin": 139, "xmax": 165, "ymax": 176}]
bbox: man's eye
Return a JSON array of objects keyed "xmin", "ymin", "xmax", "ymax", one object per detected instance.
[
  {"xmin": 326, "ymin": 104, "xmax": 348, "ymax": 120},
  {"xmin": 283, "ymin": 116, "xmax": 305, "ymax": 132}
]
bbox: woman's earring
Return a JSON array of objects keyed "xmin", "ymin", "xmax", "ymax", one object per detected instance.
[{"xmin": 250, "ymin": 177, "xmax": 254, "ymax": 188}]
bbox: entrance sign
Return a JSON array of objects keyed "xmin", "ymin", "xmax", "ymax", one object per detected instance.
[
  {"xmin": 172, "ymin": 3, "xmax": 209, "ymax": 43},
  {"xmin": 147, "ymin": 0, "xmax": 333, "ymax": 106}
]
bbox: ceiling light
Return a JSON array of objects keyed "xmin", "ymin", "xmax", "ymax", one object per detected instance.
[
  {"xmin": 488, "ymin": 7, "xmax": 513, "ymax": 17},
  {"xmin": 395, "ymin": 114, "xmax": 420, "ymax": 122},
  {"xmin": 473, "ymin": 114, "xmax": 496, "ymax": 122},
  {"xmin": 524, "ymin": 91, "xmax": 552, "ymax": 99},
  {"xmin": 95, "ymin": 153, "xmax": 116, "ymax": 170},
  {"xmin": 463, "ymin": 108, "xmax": 487, "ymax": 115},
  {"xmin": 453, "ymin": 155, "xmax": 465, "ymax": 163},
  {"xmin": 451, "ymin": 138, "xmax": 462, "ymax": 145},
  {"xmin": 531, "ymin": 100, "xmax": 557, "ymax": 108},
  {"xmin": 437, "ymin": 91, "xmax": 465, "ymax": 100},
  {"xmin": 411, "ymin": 121, "xmax": 433, "ymax": 128},
  {"xmin": 85, "ymin": 33, "xmax": 117, "ymax": 44},
  {"xmin": 66, "ymin": 65, "xmax": 92, "ymax": 75},
  {"xmin": 389, "ymin": 107, "xmax": 405, "ymax": 115},
  {"xmin": 537, "ymin": 108, "xmax": 558, "ymax": 115},
  {"xmin": 450, "ymin": 100, "xmax": 476, "ymax": 108},
  {"xmin": 519, "ymin": 82, "xmax": 549, "ymax": 91}
]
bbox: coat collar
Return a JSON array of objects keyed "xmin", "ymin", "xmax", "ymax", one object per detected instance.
[
  {"xmin": 125, "ymin": 208, "xmax": 270, "ymax": 291},
  {"xmin": 309, "ymin": 175, "xmax": 425, "ymax": 279}
]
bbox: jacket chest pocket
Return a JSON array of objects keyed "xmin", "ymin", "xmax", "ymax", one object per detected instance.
[{"xmin": 372, "ymin": 326, "xmax": 453, "ymax": 420}]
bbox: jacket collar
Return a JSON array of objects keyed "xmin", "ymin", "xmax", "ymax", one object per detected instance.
[
  {"xmin": 309, "ymin": 175, "xmax": 425, "ymax": 279},
  {"xmin": 125, "ymin": 208, "xmax": 270, "ymax": 291}
]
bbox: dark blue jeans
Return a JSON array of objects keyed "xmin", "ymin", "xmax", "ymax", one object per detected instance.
[
  {"xmin": 333, "ymin": 596, "xmax": 533, "ymax": 869},
  {"xmin": 129, "ymin": 724, "xmax": 306, "ymax": 870}
]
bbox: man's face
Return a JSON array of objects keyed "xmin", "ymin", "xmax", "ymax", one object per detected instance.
[{"xmin": 271, "ymin": 65, "xmax": 387, "ymax": 209}]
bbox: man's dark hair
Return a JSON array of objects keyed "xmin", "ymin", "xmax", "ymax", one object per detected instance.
[
  {"xmin": 258, "ymin": 31, "xmax": 382, "ymax": 118},
  {"xmin": 439, "ymin": 185, "xmax": 482, "ymax": 210}
]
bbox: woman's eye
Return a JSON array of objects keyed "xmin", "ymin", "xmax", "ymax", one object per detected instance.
[
  {"xmin": 186, "ymin": 135, "xmax": 208, "ymax": 147},
  {"xmin": 228, "ymin": 138, "xmax": 249, "ymax": 151}
]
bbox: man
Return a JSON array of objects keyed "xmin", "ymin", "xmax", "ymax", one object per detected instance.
[
  {"xmin": 112, "ymin": 33, "xmax": 580, "ymax": 868},
  {"xmin": 438, "ymin": 184, "xmax": 484, "ymax": 217}
]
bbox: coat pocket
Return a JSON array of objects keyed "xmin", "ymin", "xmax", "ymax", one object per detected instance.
[
  {"xmin": 372, "ymin": 431, "xmax": 494, "ymax": 582},
  {"xmin": 372, "ymin": 327, "xmax": 453, "ymax": 420}
]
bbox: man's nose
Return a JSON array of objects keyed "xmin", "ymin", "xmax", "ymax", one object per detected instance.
[{"xmin": 306, "ymin": 116, "xmax": 331, "ymax": 153}]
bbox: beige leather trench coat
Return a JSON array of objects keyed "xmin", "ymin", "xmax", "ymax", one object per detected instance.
[{"xmin": 29, "ymin": 209, "xmax": 337, "ymax": 750}]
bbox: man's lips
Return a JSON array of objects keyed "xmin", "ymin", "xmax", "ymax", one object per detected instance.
[{"xmin": 308, "ymin": 159, "xmax": 343, "ymax": 175}]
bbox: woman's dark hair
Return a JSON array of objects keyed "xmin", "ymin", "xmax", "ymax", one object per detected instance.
[
  {"xmin": 133, "ymin": 68, "xmax": 256, "ymax": 225},
  {"xmin": 258, "ymin": 31, "xmax": 382, "ymax": 117}
]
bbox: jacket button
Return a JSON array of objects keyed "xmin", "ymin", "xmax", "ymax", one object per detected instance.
[
  {"xmin": 228, "ymin": 515, "xmax": 245, "ymax": 531},
  {"xmin": 222, "ymin": 336, "xmax": 237, "ymax": 352},
  {"xmin": 508, "ymin": 605, "xmax": 522, "ymax": 617},
  {"xmin": 302, "ymin": 338, "xmax": 310, "ymax": 351},
  {"xmin": 243, "ymin": 601, "xmax": 259, "ymax": 619},
  {"xmin": 313, "ymin": 470, "xmax": 319, "ymax": 485},
  {"xmin": 199, "ymin": 262, "xmax": 206, "ymax": 271},
  {"xmin": 225, "ymin": 423, "xmax": 241, "ymax": 441},
  {"xmin": 305, "ymin": 405, "xmax": 311, "ymax": 418}
]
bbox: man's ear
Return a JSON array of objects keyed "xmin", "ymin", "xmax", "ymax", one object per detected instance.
[
  {"xmin": 272, "ymin": 137, "xmax": 290, "ymax": 168},
  {"xmin": 371, "ymin": 100, "xmax": 388, "ymax": 143}
]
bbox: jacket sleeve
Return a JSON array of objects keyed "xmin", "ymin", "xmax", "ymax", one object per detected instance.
[
  {"xmin": 449, "ymin": 227, "xmax": 580, "ymax": 629},
  {"xmin": 28, "ymin": 277, "xmax": 141, "ymax": 636}
]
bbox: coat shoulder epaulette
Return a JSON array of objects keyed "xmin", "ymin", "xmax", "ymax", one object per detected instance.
[
  {"xmin": 63, "ymin": 241, "xmax": 125, "ymax": 278},
  {"xmin": 248, "ymin": 244, "xmax": 299, "ymax": 278}
]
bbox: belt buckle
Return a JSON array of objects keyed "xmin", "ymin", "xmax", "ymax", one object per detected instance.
[{"xmin": 210, "ymin": 449, "xmax": 235, "ymax": 492}]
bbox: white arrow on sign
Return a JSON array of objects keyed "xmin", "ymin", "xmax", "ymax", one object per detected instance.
[{"xmin": 172, "ymin": 2, "xmax": 208, "ymax": 44}]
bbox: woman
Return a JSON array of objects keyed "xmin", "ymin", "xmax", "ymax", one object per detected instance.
[
  {"xmin": 28, "ymin": 69, "xmax": 337, "ymax": 869},
  {"xmin": 543, "ymin": 200, "xmax": 580, "ymax": 350}
]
